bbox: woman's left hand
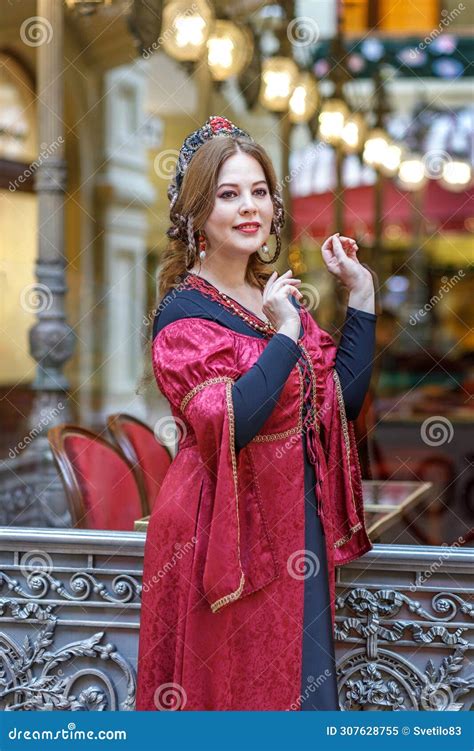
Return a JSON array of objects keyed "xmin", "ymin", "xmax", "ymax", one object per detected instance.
[{"xmin": 321, "ymin": 233, "xmax": 373, "ymax": 291}]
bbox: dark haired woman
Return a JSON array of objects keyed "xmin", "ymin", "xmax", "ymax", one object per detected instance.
[{"xmin": 136, "ymin": 116, "xmax": 377, "ymax": 711}]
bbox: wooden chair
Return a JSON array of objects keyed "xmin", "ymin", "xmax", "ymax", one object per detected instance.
[
  {"xmin": 107, "ymin": 413, "xmax": 172, "ymax": 514},
  {"xmin": 48, "ymin": 424, "xmax": 146, "ymax": 530}
]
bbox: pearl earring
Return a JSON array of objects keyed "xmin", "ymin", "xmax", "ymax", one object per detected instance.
[
  {"xmin": 198, "ymin": 232, "xmax": 207, "ymax": 261},
  {"xmin": 260, "ymin": 243, "xmax": 269, "ymax": 254}
]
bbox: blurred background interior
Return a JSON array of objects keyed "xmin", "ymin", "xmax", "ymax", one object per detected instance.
[{"xmin": 0, "ymin": 0, "xmax": 473, "ymax": 548}]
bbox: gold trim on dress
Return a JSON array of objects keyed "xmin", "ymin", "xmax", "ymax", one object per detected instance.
[
  {"xmin": 210, "ymin": 380, "xmax": 246, "ymax": 613},
  {"xmin": 334, "ymin": 522, "xmax": 363, "ymax": 548},
  {"xmin": 250, "ymin": 425, "xmax": 302, "ymax": 442},
  {"xmin": 210, "ymin": 572, "xmax": 245, "ymax": 613},
  {"xmin": 181, "ymin": 376, "xmax": 246, "ymax": 613},
  {"xmin": 332, "ymin": 368, "xmax": 357, "ymax": 514},
  {"xmin": 180, "ymin": 376, "xmax": 235, "ymax": 412},
  {"xmin": 297, "ymin": 342, "xmax": 320, "ymax": 433}
]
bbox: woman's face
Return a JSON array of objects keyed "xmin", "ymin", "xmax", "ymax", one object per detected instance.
[{"xmin": 203, "ymin": 151, "xmax": 274, "ymax": 259}]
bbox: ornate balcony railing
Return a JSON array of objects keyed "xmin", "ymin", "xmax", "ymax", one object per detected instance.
[{"xmin": 0, "ymin": 528, "xmax": 472, "ymax": 711}]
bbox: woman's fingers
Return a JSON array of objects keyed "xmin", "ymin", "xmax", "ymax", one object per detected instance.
[
  {"xmin": 338, "ymin": 234, "xmax": 358, "ymax": 246},
  {"xmin": 321, "ymin": 236, "xmax": 334, "ymax": 254},
  {"xmin": 265, "ymin": 269, "xmax": 296, "ymax": 292},
  {"xmin": 263, "ymin": 271, "xmax": 278, "ymax": 301},
  {"xmin": 264, "ymin": 270, "xmax": 292, "ymax": 303},
  {"xmin": 264, "ymin": 270, "xmax": 302, "ymax": 303},
  {"xmin": 273, "ymin": 275, "xmax": 302, "ymax": 289},
  {"xmin": 337, "ymin": 235, "xmax": 359, "ymax": 259},
  {"xmin": 331, "ymin": 233, "xmax": 347, "ymax": 259}
]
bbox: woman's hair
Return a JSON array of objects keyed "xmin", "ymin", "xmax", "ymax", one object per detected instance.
[
  {"xmin": 136, "ymin": 135, "xmax": 284, "ymax": 397},
  {"xmin": 156, "ymin": 135, "xmax": 284, "ymax": 302}
]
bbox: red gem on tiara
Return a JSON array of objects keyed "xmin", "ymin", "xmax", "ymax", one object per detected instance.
[{"xmin": 209, "ymin": 116, "xmax": 233, "ymax": 133}]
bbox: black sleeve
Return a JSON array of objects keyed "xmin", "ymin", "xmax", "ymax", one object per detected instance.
[
  {"xmin": 334, "ymin": 306, "xmax": 377, "ymax": 420},
  {"xmin": 232, "ymin": 334, "xmax": 301, "ymax": 450},
  {"xmin": 231, "ymin": 303, "xmax": 377, "ymax": 449}
]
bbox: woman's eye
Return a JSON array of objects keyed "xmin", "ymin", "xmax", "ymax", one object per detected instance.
[{"xmin": 219, "ymin": 188, "xmax": 267, "ymax": 199}]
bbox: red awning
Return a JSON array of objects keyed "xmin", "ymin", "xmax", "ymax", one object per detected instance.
[{"xmin": 291, "ymin": 179, "xmax": 473, "ymax": 241}]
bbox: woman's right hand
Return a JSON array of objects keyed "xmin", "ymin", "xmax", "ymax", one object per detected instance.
[{"xmin": 262, "ymin": 270, "xmax": 303, "ymax": 341}]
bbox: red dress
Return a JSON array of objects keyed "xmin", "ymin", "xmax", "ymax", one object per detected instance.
[{"xmin": 136, "ymin": 287, "xmax": 372, "ymax": 711}]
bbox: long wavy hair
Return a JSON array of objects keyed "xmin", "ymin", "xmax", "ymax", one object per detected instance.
[
  {"xmin": 156, "ymin": 135, "xmax": 284, "ymax": 301},
  {"xmin": 137, "ymin": 135, "xmax": 285, "ymax": 396}
]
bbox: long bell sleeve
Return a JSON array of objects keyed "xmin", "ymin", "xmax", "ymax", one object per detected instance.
[{"xmin": 151, "ymin": 318, "xmax": 279, "ymax": 614}]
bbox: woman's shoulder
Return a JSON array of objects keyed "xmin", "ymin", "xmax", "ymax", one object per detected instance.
[
  {"xmin": 153, "ymin": 287, "xmax": 219, "ymax": 338},
  {"xmin": 151, "ymin": 291, "xmax": 241, "ymax": 403}
]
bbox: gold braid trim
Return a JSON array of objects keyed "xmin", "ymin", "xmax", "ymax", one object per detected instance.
[
  {"xmin": 297, "ymin": 342, "xmax": 320, "ymax": 433},
  {"xmin": 180, "ymin": 376, "xmax": 235, "ymax": 412},
  {"xmin": 297, "ymin": 363, "xmax": 305, "ymax": 430},
  {"xmin": 332, "ymin": 368, "xmax": 357, "ymax": 514},
  {"xmin": 334, "ymin": 522, "xmax": 363, "ymax": 548},
  {"xmin": 250, "ymin": 425, "xmax": 302, "ymax": 442},
  {"xmin": 210, "ymin": 572, "xmax": 245, "ymax": 613}
]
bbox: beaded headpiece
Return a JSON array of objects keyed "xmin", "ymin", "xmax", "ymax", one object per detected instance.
[{"xmin": 167, "ymin": 115, "xmax": 253, "ymax": 210}]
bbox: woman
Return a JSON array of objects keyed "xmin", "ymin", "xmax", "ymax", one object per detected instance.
[{"xmin": 136, "ymin": 116, "xmax": 377, "ymax": 711}]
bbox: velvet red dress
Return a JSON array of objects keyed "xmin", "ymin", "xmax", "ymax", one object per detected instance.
[{"xmin": 136, "ymin": 290, "xmax": 372, "ymax": 711}]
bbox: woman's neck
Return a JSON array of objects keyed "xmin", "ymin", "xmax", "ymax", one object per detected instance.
[{"xmin": 188, "ymin": 260, "xmax": 251, "ymax": 292}]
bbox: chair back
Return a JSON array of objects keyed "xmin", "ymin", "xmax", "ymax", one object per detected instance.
[
  {"xmin": 107, "ymin": 413, "xmax": 172, "ymax": 514},
  {"xmin": 48, "ymin": 424, "xmax": 145, "ymax": 530}
]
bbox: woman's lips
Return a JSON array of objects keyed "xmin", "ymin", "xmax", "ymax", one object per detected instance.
[{"xmin": 233, "ymin": 224, "xmax": 260, "ymax": 234}]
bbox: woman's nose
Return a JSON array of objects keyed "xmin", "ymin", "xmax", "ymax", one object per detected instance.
[{"xmin": 239, "ymin": 193, "xmax": 258, "ymax": 214}]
